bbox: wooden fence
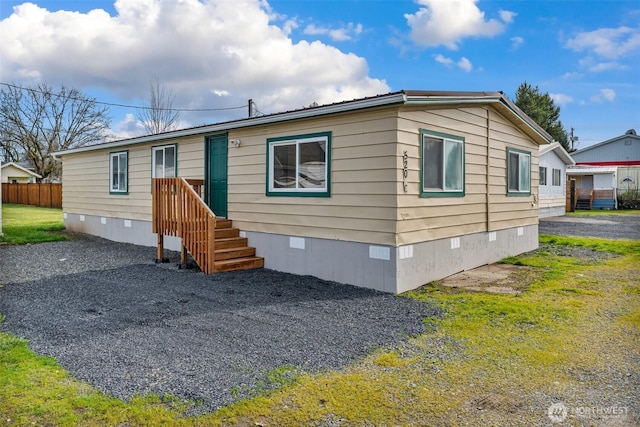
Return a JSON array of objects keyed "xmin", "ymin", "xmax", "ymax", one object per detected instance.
[{"xmin": 1, "ymin": 183, "xmax": 62, "ymax": 208}]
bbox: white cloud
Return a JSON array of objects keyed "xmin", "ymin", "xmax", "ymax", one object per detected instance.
[
  {"xmin": 405, "ymin": 0, "xmax": 513, "ymax": 49},
  {"xmin": 457, "ymin": 57, "xmax": 473, "ymax": 72},
  {"xmin": 600, "ymin": 88, "xmax": 616, "ymax": 102},
  {"xmin": 111, "ymin": 112, "xmax": 192, "ymax": 139},
  {"xmin": 565, "ymin": 26, "xmax": 640, "ymax": 59},
  {"xmin": 550, "ymin": 93, "xmax": 574, "ymax": 106},
  {"xmin": 433, "ymin": 54, "xmax": 472, "ymax": 71},
  {"xmin": 561, "ymin": 72, "xmax": 582, "ymax": 79},
  {"xmin": 578, "ymin": 57, "xmax": 628, "ymax": 72},
  {"xmin": 281, "ymin": 18, "xmax": 299, "ymax": 36},
  {"xmin": 510, "ymin": 36, "xmax": 524, "ymax": 50},
  {"xmin": 303, "ymin": 22, "xmax": 363, "ymax": 42},
  {"xmin": 499, "ymin": 10, "xmax": 517, "ymax": 24},
  {"xmin": 589, "ymin": 88, "xmax": 616, "ymax": 103},
  {"xmin": 111, "ymin": 113, "xmax": 146, "ymax": 140},
  {"xmin": 434, "ymin": 53, "xmax": 454, "ymax": 66},
  {"xmin": 0, "ymin": 0, "xmax": 388, "ymax": 137}
]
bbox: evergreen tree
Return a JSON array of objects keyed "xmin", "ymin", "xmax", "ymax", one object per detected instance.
[{"xmin": 514, "ymin": 82, "xmax": 570, "ymax": 151}]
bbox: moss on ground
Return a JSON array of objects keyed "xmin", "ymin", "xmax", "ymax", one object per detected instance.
[{"xmin": 1, "ymin": 236, "xmax": 638, "ymax": 426}]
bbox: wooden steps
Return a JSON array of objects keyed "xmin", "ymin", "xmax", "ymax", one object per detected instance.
[
  {"xmin": 180, "ymin": 220, "xmax": 264, "ymax": 272},
  {"xmin": 211, "ymin": 219, "xmax": 263, "ymax": 272},
  {"xmin": 152, "ymin": 178, "xmax": 263, "ymax": 274}
]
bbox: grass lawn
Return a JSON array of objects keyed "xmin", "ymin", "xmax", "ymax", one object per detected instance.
[
  {"xmin": 1, "ymin": 235, "xmax": 638, "ymax": 426},
  {"xmin": 567, "ymin": 209, "xmax": 640, "ymax": 217},
  {"xmin": 0, "ymin": 203, "xmax": 69, "ymax": 245}
]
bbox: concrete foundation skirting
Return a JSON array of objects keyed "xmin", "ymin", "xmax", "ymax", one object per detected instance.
[
  {"xmin": 64, "ymin": 213, "xmax": 182, "ymax": 252},
  {"xmin": 539, "ymin": 206, "xmax": 567, "ymax": 218},
  {"xmin": 64, "ymin": 213, "xmax": 538, "ymax": 294},
  {"xmin": 247, "ymin": 225, "xmax": 538, "ymax": 294}
]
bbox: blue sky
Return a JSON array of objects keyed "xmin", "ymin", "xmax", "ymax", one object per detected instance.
[{"xmin": 1, "ymin": 0, "xmax": 638, "ymax": 148}]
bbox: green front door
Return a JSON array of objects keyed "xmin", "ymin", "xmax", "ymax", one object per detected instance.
[{"xmin": 206, "ymin": 134, "xmax": 228, "ymax": 218}]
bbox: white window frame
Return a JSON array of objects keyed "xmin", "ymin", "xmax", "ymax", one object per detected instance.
[
  {"xmin": 420, "ymin": 129, "xmax": 465, "ymax": 197},
  {"xmin": 552, "ymin": 168, "xmax": 562, "ymax": 186},
  {"xmin": 267, "ymin": 132, "xmax": 330, "ymax": 197},
  {"xmin": 152, "ymin": 145, "xmax": 177, "ymax": 178},
  {"xmin": 540, "ymin": 166, "xmax": 547, "ymax": 186},
  {"xmin": 507, "ymin": 147, "xmax": 531, "ymax": 195},
  {"xmin": 109, "ymin": 151, "xmax": 128, "ymax": 194}
]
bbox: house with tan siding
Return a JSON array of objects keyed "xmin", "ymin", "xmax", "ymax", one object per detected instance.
[
  {"xmin": 54, "ymin": 90, "xmax": 552, "ymax": 293},
  {"xmin": 1, "ymin": 162, "xmax": 42, "ymax": 183}
]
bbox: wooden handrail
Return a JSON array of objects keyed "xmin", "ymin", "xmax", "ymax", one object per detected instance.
[
  {"xmin": 589, "ymin": 189, "xmax": 594, "ymax": 210},
  {"xmin": 152, "ymin": 178, "xmax": 216, "ymax": 273}
]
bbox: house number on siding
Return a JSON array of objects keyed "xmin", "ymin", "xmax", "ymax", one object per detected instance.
[{"xmin": 402, "ymin": 150, "xmax": 408, "ymax": 193}]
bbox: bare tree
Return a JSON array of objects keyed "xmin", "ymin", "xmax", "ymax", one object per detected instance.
[
  {"xmin": 0, "ymin": 82, "xmax": 111, "ymax": 181},
  {"xmin": 136, "ymin": 78, "xmax": 180, "ymax": 135}
]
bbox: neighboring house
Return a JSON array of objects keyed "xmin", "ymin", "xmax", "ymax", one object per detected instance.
[
  {"xmin": 571, "ymin": 129, "xmax": 640, "ymax": 167},
  {"xmin": 567, "ymin": 129, "xmax": 640, "ymax": 209},
  {"xmin": 538, "ymin": 142, "xmax": 574, "ymax": 218},
  {"xmin": 0, "ymin": 162, "xmax": 42, "ymax": 183},
  {"xmin": 54, "ymin": 90, "xmax": 552, "ymax": 294},
  {"xmin": 566, "ymin": 167, "xmax": 618, "ymax": 209}
]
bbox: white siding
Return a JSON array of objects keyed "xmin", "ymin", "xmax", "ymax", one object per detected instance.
[{"xmin": 539, "ymin": 149, "xmax": 567, "ymax": 197}]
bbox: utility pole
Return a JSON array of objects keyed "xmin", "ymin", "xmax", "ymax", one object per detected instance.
[
  {"xmin": 248, "ymin": 99, "xmax": 253, "ymax": 118},
  {"xmin": 570, "ymin": 127, "xmax": 579, "ymax": 151}
]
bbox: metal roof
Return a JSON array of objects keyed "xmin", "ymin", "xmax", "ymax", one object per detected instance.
[
  {"xmin": 54, "ymin": 90, "xmax": 553, "ymax": 156},
  {"xmin": 566, "ymin": 166, "xmax": 617, "ymax": 175},
  {"xmin": 572, "ymin": 131, "xmax": 640, "ymax": 156}
]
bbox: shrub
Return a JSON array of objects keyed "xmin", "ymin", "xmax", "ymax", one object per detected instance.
[{"xmin": 617, "ymin": 188, "xmax": 640, "ymax": 210}]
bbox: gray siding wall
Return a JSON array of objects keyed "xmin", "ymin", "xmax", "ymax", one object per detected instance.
[{"xmin": 573, "ymin": 136, "xmax": 640, "ymax": 163}]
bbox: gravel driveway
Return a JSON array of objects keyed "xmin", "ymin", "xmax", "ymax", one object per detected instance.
[
  {"xmin": 539, "ymin": 214, "xmax": 640, "ymax": 240},
  {"xmin": 0, "ymin": 236, "xmax": 440, "ymax": 414}
]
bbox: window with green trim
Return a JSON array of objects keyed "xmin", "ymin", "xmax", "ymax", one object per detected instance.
[
  {"xmin": 152, "ymin": 145, "xmax": 176, "ymax": 178},
  {"xmin": 109, "ymin": 151, "xmax": 128, "ymax": 194},
  {"xmin": 267, "ymin": 132, "xmax": 330, "ymax": 197},
  {"xmin": 507, "ymin": 147, "xmax": 531, "ymax": 195},
  {"xmin": 420, "ymin": 129, "xmax": 465, "ymax": 197}
]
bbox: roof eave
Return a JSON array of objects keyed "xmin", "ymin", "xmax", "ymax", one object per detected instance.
[
  {"xmin": 54, "ymin": 92, "xmax": 408, "ymax": 156},
  {"xmin": 54, "ymin": 89, "xmax": 554, "ymax": 156},
  {"xmin": 0, "ymin": 162, "xmax": 42, "ymax": 178},
  {"xmin": 403, "ymin": 91, "xmax": 552, "ymax": 145},
  {"xmin": 540, "ymin": 142, "xmax": 575, "ymax": 165}
]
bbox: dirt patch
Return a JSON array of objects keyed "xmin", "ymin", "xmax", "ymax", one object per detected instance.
[
  {"xmin": 437, "ymin": 264, "xmax": 541, "ymax": 295},
  {"xmin": 466, "ymin": 393, "xmax": 523, "ymax": 413}
]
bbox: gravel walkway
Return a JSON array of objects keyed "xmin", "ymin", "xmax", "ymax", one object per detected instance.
[
  {"xmin": 0, "ymin": 236, "xmax": 441, "ymax": 414},
  {"xmin": 539, "ymin": 214, "xmax": 640, "ymax": 240}
]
